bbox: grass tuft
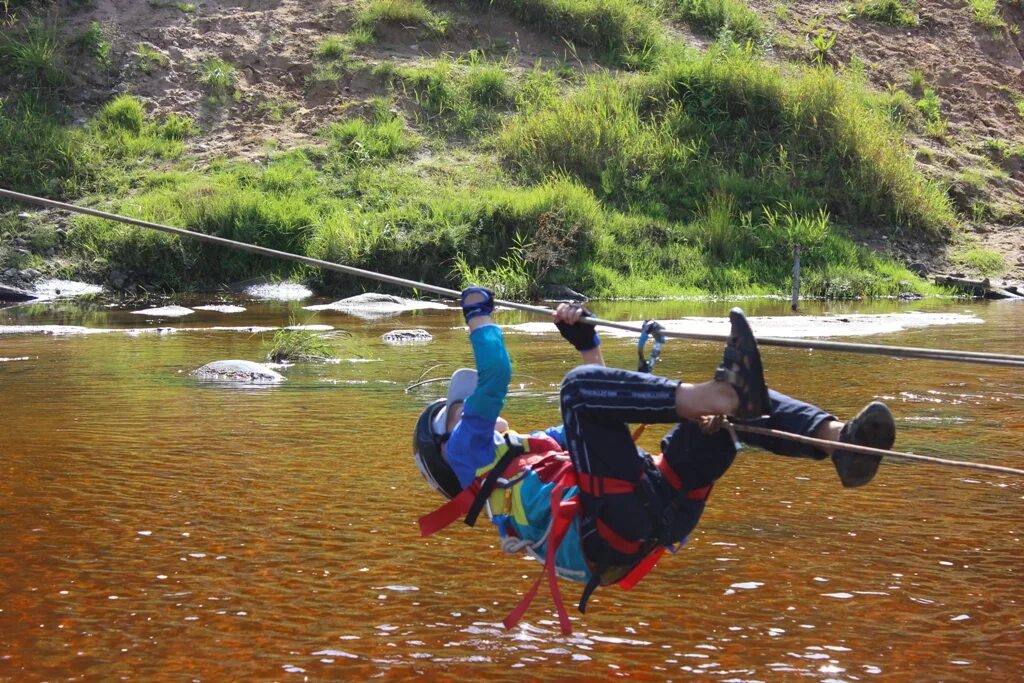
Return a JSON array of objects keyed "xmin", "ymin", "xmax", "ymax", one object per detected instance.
[
  {"xmin": 134, "ymin": 43, "xmax": 169, "ymax": 73},
  {"xmin": 0, "ymin": 18, "xmax": 64, "ymax": 85},
  {"xmin": 95, "ymin": 94, "xmax": 145, "ymax": 135},
  {"xmin": 958, "ymin": 247, "xmax": 1004, "ymax": 276},
  {"xmin": 849, "ymin": 0, "xmax": 920, "ymax": 27},
  {"xmin": 675, "ymin": 0, "xmax": 764, "ymax": 42},
  {"xmin": 354, "ymin": 0, "xmax": 449, "ymax": 39},
  {"xmin": 493, "ymin": 0, "xmax": 668, "ymax": 69},
  {"xmin": 265, "ymin": 321, "xmax": 349, "ymax": 362},
  {"xmin": 966, "ymin": 0, "xmax": 1007, "ymax": 31},
  {"xmin": 75, "ymin": 20, "xmax": 111, "ymax": 68},
  {"xmin": 199, "ymin": 58, "xmax": 237, "ymax": 101}
]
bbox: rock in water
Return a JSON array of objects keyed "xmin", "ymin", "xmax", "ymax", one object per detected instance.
[
  {"xmin": 305, "ymin": 293, "xmax": 448, "ymax": 319},
  {"xmin": 381, "ymin": 328, "xmax": 432, "ymax": 344},
  {"xmin": 132, "ymin": 305, "xmax": 194, "ymax": 317},
  {"xmin": 191, "ymin": 360, "xmax": 285, "ymax": 383}
]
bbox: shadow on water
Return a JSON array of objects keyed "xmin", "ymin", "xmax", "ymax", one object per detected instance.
[{"xmin": 1, "ymin": 296, "xmax": 1022, "ymax": 679}]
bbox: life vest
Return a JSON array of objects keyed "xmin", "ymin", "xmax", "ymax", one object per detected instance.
[{"xmin": 418, "ymin": 431, "xmax": 712, "ymax": 635}]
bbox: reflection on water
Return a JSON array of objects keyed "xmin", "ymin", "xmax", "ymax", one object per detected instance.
[{"xmin": 1, "ymin": 296, "xmax": 1022, "ymax": 680}]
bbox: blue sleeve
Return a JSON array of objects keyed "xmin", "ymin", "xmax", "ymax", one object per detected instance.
[
  {"xmin": 464, "ymin": 324, "xmax": 511, "ymax": 420},
  {"xmin": 445, "ymin": 324, "xmax": 512, "ymax": 487}
]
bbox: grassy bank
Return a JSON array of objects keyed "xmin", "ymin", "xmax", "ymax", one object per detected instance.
[{"xmin": 0, "ymin": 2, "xmax": 955, "ymax": 300}]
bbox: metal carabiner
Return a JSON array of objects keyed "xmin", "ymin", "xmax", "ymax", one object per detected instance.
[{"xmin": 637, "ymin": 320, "xmax": 667, "ymax": 373}]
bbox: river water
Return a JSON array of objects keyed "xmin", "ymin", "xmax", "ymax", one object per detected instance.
[{"xmin": 1, "ymin": 295, "xmax": 1022, "ymax": 681}]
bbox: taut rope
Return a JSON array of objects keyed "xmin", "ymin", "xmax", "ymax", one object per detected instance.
[
  {"xmin": 3, "ymin": 189, "xmax": 1022, "ymax": 477},
  {"xmin": 3, "ymin": 188, "xmax": 1024, "ymax": 368}
]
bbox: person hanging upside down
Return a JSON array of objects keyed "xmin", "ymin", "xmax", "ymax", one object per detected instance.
[{"xmin": 413, "ymin": 287, "xmax": 896, "ymax": 634}]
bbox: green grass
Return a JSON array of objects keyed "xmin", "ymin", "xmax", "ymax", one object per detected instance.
[
  {"xmin": 497, "ymin": 47, "xmax": 954, "ymax": 235},
  {"xmin": 849, "ymin": 0, "xmax": 919, "ymax": 27},
  {"xmin": 387, "ymin": 56, "xmax": 516, "ymax": 134},
  {"xmin": 966, "ymin": 0, "xmax": 1007, "ymax": 31},
  {"xmin": 75, "ymin": 20, "xmax": 111, "ymax": 68},
  {"xmin": 2, "ymin": 1, "xmax": 959, "ymax": 301},
  {"xmin": 907, "ymin": 67, "xmax": 926, "ymax": 93},
  {"xmin": 958, "ymin": 247, "xmax": 1004, "ymax": 276},
  {"xmin": 199, "ymin": 58, "xmax": 237, "ymax": 101},
  {"xmin": 134, "ymin": 43, "xmax": 170, "ymax": 72},
  {"xmin": 0, "ymin": 96, "xmax": 91, "ymax": 197},
  {"xmin": 0, "ymin": 94, "xmax": 188, "ymax": 199},
  {"xmin": 489, "ymin": 0, "xmax": 668, "ymax": 69},
  {"xmin": 0, "ymin": 18, "xmax": 64, "ymax": 85},
  {"xmin": 354, "ymin": 0, "xmax": 449, "ymax": 39},
  {"xmin": 55, "ymin": 139, "xmax": 937, "ymax": 300},
  {"xmin": 265, "ymin": 322, "xmax": 349, "ymax": 362},
  {"xmin": 315, "ymin": 35, "xmax": 351, "ymax": 61},
  {"xmin": 465, "ymin": 56, "xmax": 512, "ymax": 106},
  {"xmin": 321, "ymin": 101, "xmax": 420, "ymax": 161},
  {"xmin": 675, "ymin": 0, "xmax": 764, "ymax": 42}
]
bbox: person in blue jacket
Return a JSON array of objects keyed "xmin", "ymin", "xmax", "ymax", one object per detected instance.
[{"xmin": 414, "ymin": 287, "xmax": 895, "ymax": 630}]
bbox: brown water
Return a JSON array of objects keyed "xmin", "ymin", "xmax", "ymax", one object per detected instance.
[{"xmin": 1, "ymin": 296, "xmax": 1022, "ymax": 681}]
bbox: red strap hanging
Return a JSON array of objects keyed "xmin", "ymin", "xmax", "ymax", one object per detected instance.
[
  {"xmin": 502, "ymin": 467, "xmax": 579, "ymax": 635},
  {"xmin": 418, "ymin": 486, "xmax": 477, "ymax": 537},
  {"xmin": 617, "ymin": 546, "xmax": 665, "ymax": 591}
]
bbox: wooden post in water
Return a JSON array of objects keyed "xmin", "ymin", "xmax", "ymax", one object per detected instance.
[{"xmin": 791, "ymin": 244, "xmax": 801, "ymax": 311}]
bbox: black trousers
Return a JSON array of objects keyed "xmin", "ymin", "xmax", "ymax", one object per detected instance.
[{"xmin": 559, "ymin": 365, "xmax": 835, "ymax": 569}]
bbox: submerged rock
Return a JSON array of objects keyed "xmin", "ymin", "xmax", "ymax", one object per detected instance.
[
  {"xmin": 381, "ymin": 328, "xmax": 432, "ymax": 344},
  {"xmin": 305, "ymin": 293, "xmax": 448, "ymax": 319},
  {"xmin": 194, "ymin": 304, "xmax": 247, "ymax": 313},
  {"xmin": 244, "ymin": 282, "xmax": 313, "ymax": 301},
  {"xmin": 31, "ymin": 279, "xmax": 103, "ymax": 299},
  {"xmin": 0, "ymin": 283, "xmax": 37, "ymax": 303},
  {"xmin": 131, "ymin": 305, "xmax": 194, "ymax": 317},
  {"xmin": 191, "ymin": 360, "xmax": 285, "ymax": 383}
]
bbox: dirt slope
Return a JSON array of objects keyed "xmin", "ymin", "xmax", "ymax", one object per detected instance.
[
  {"xmin": 746, "ymin": 0, "xmax": 1024, "ymax": 276},
  {"xmin": 7, "ymin": 0, "xmax": 1024, "ymax": 280}
]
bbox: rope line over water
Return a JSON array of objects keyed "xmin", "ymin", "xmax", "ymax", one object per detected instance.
[
  {"xmin": 4, "ymin": 189, "xmax": 1022, "ymax": 478},
  {"xmin": 732, "ymin": 425, "xmax": 1024, "ymax": 478},
  {"xmin": 4, "ymin": 188, "xmax": 1024, "ymax": 368}
]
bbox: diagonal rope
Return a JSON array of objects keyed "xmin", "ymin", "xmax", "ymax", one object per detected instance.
[
  {"xmin": 732, "ymin": 424, "xmax": 1024, "ymax": 477},
  {"xmin": 3, "ymin": 188, "xmax": 1024, "ymax": 368}
]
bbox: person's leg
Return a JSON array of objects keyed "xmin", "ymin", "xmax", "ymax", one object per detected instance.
[
  {"xmin": 735, "ymin": 390, "xmax": 895, "ymax": 487},
  {"xmin": 660, "ymin": 420, "xmax": 739, "ymax": 489},
  {"xmin": 559, "ymin": 365, "xmax": 679, "ymax": 567},
  {"xmin": 560, "ymin": 365, "xmax": 679, "ymax": 481},
  {"xmin": 734, "ymin": 389, "xmax": 837, "ymax": 460}
]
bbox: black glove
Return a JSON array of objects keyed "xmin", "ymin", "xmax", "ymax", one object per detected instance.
[
  {"xmin": 460, "ymin": 286, "xmax": 495, "ymax": 323},
  {"xmin": 556, "ymin": 308, "xmax": 600, "ymax": 351}
]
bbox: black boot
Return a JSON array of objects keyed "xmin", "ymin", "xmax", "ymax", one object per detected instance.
[
  {"xmin": 713, "ymin": 308, "xmax": 770, "ymax": 419},
  {"xmin": 832, "ymin": 401, "xmax": 895, "ymax": 488}
]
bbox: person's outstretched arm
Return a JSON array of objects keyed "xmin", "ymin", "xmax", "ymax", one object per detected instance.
[
  {"xmin": 444, "ymin": 287, "xmax": 512, "ymax": 486},
  {"xmin": 462, "ymin": 288, "xmax": 511, "ymax": 423}
]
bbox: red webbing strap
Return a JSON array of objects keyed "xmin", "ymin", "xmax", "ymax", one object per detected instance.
[
  {"xmin": 576, "ymin": 472, "xmax": 636, "ymax": 496},
  {"xmin": 595, "ymin": 518, "xmax": 643, "ymax": 555},
  {"xmin": 653, "ymin": 454, "xmax": 713, "ymax": 501},
  {"xmin": 652, "ymin": 454, "xmax": 683, "ymax": 490},
  {"xmin": 617, "ymin": 547, "xmax": 665, "ymax": 591},
  {"xmin": 418, "ymin": 485, "xmax": 477, "ymax": 537},
  {"xmin": 502, "ymin": 467, "xmax": 578, "ymax": 635}
]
